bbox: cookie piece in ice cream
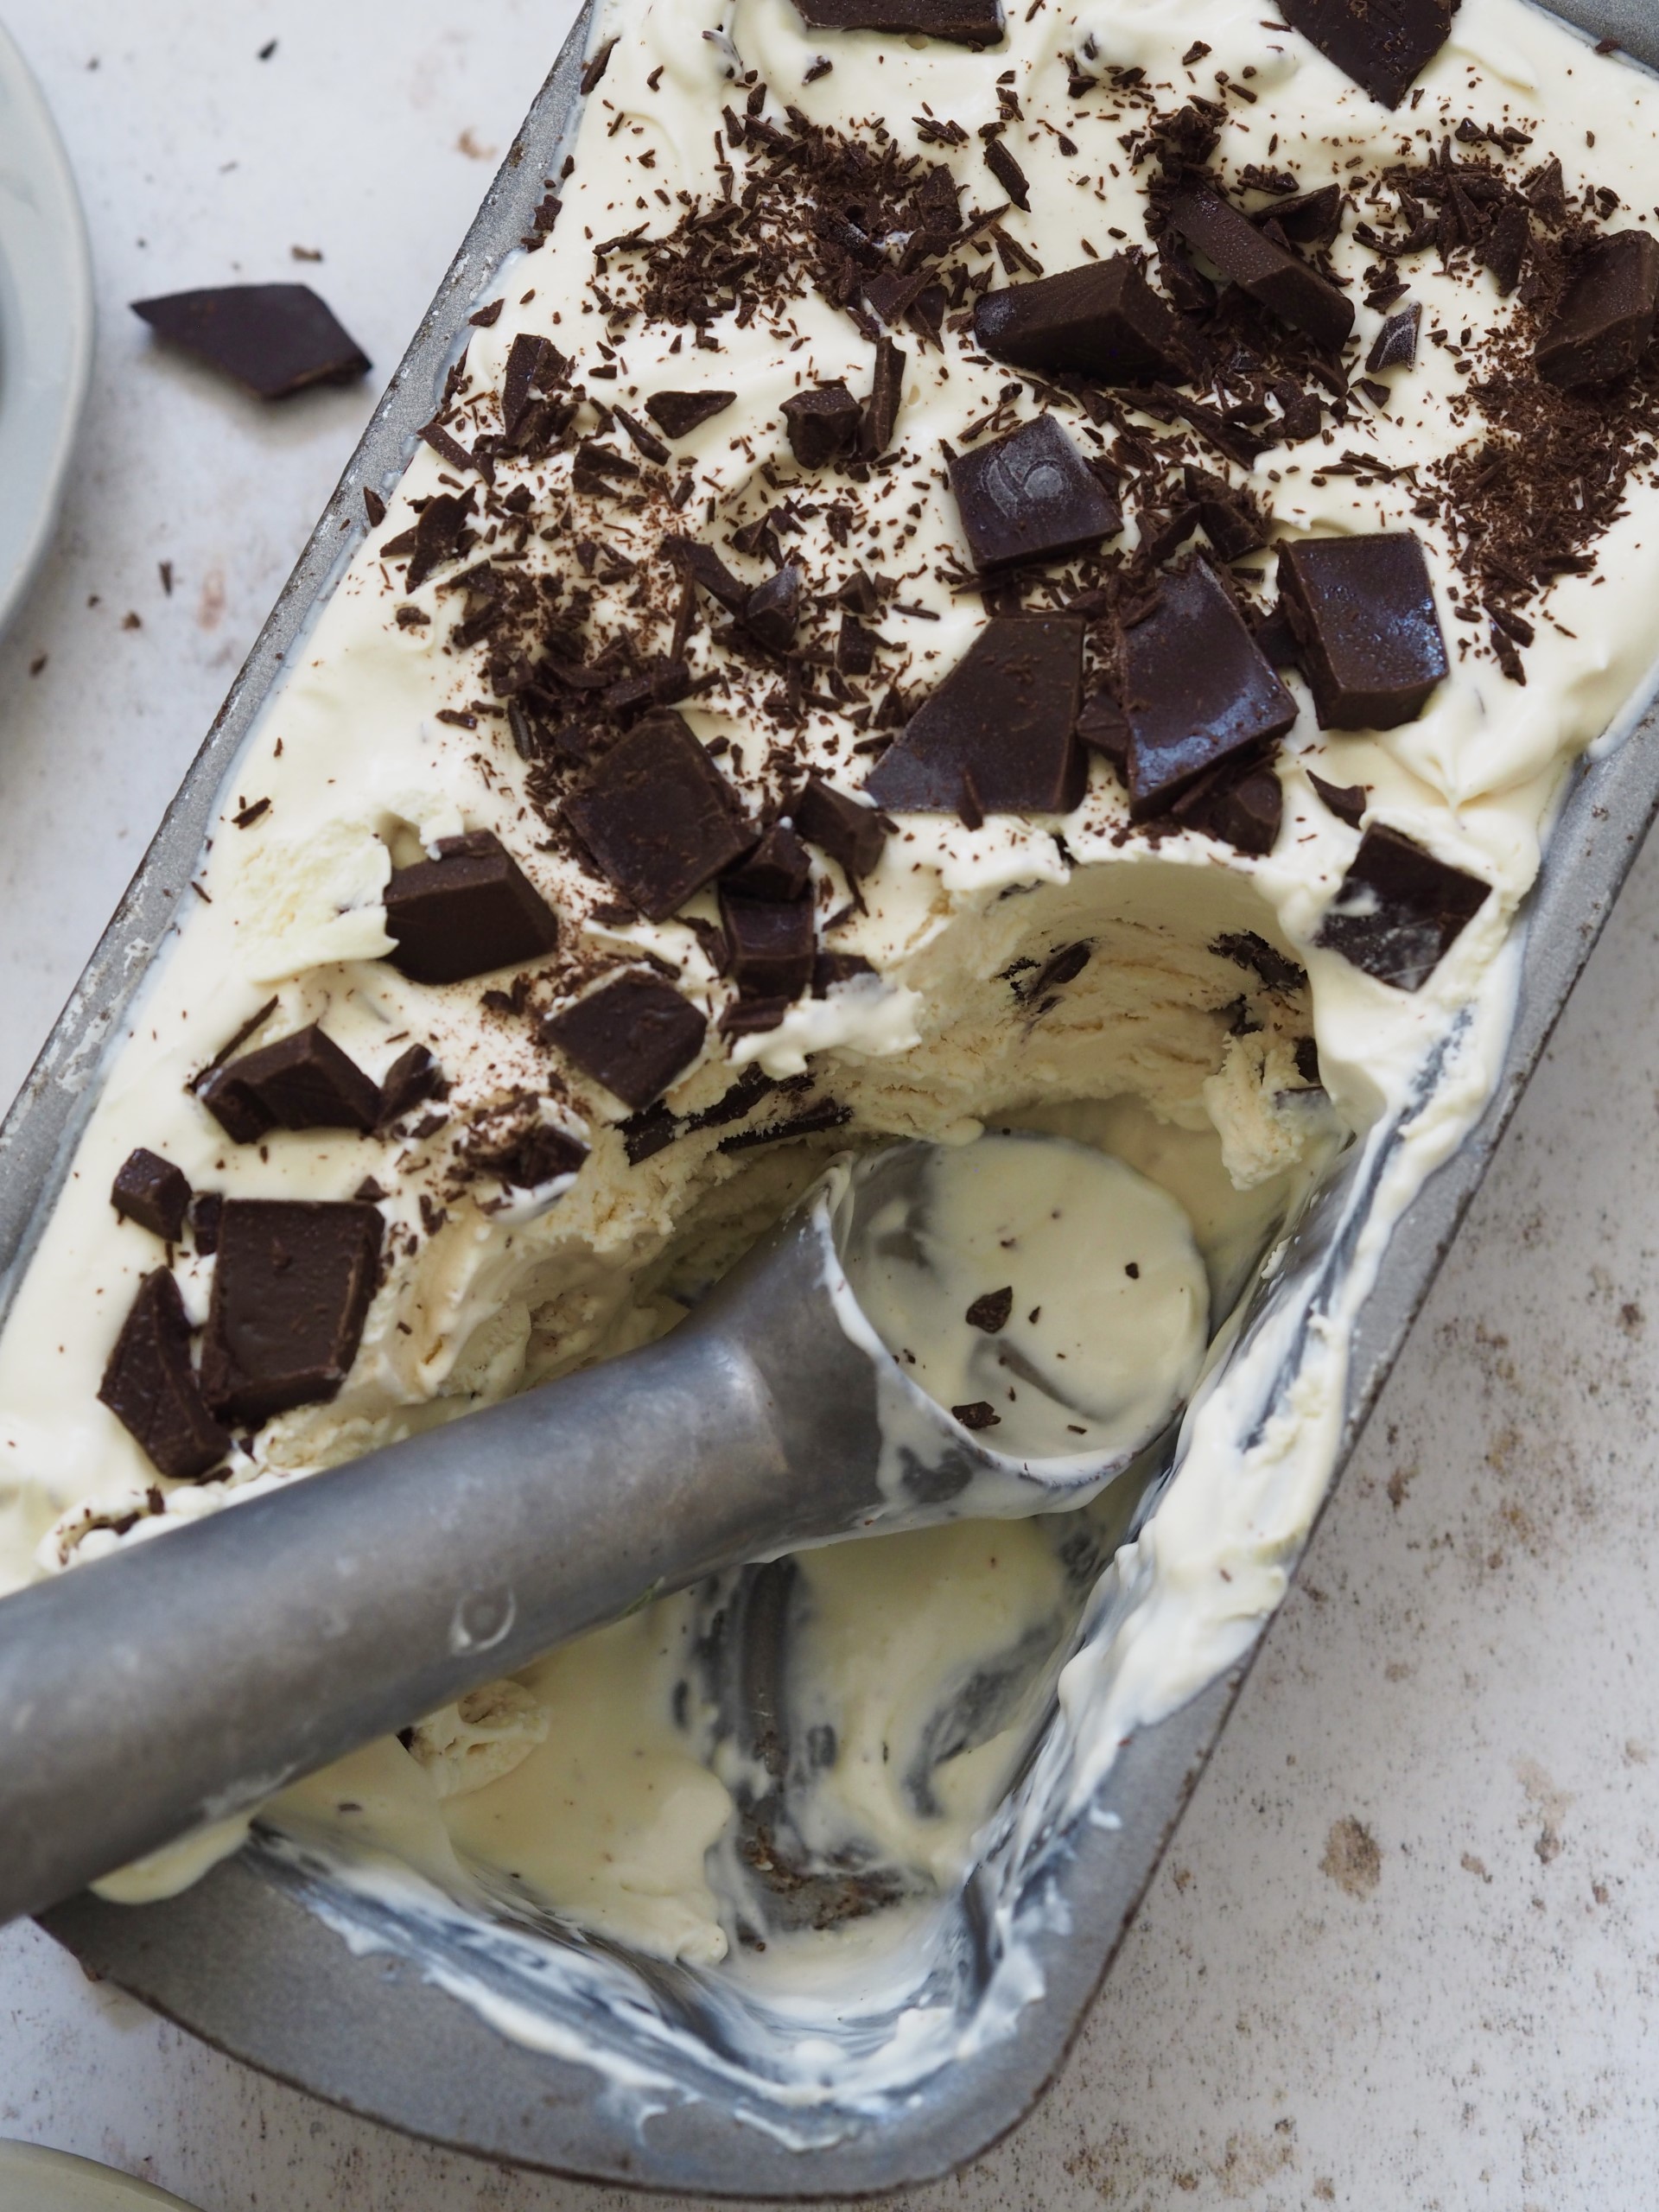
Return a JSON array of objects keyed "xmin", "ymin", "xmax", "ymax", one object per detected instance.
[
  {"xmin": 1279, "ymin": 534, "xmax": 1447, "ymax": 730},
  {"xmin": 384, "ymin": 830, "xmax": 558, "ymax": 986},
  {"xmin": 1315, "ymin": 823, "xmax": 1491, "ymax": 990},
  {"xmin": 864, "ymin": 616, "xmax": 1084, "ymax": 817},
  {"xmin": 565, "ymin": 713, "xmax": 751, "ymax": 921},
  {"xmin": 973, "ymin": 258, "xmax": 1188, "ymax": 385},
  {"xmin": 199, "ymin": 1200, "xmax": 384, "ymax": 1426},
  {"xmin": 1120, "ymin": 563, "xmax": 1295, "ymax": 818},
  {"xmin": 111, "ymin": 1149, "xmax": 193, "ymax": 1243},
  {"xmin": 1279, "ymin": 0, "xmax": 1453, "ymax": 109},
  {"xmin": 947, "ymin": 416, "xmax": 1121, "ymax": 573},
  {"xmin": 99, "ymin": 1271, "xmax": 231, "ymax": 1481},
  {"xmin": 544, "ymin": 974, "xmax": 709, "ymax": 1110}
]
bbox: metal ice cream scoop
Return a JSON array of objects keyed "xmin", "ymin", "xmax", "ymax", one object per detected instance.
[{"xmin": 0, "ymin": 1136, "xmax": 1200, "ymax": 1928}]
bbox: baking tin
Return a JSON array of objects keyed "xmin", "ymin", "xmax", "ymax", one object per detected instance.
[{"xmin": 9, "ymin": 0, "xmax": 1659, "ymax": 2195}]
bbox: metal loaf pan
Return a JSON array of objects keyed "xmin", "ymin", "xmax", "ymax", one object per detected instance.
[{"xmin": 10, "ymin": 0, "xmax": 1659, "ymax": 2195}]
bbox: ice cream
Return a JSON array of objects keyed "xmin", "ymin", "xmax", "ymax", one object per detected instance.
[{"xmin": 5, "ymin": 0, "xmax": 1659, "ymax": 2108}]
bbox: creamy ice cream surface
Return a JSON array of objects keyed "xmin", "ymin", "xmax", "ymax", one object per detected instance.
[{"xmin": 4, "ymin": 0, "xmax": 1659, "ymax": 2104}]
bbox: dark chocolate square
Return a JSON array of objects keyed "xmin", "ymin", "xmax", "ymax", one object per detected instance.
[
  {"xmin": 1279, "ymin": 533, "xmax": 1447, "ymax": 730},
  {"xmin": 1535, "ymin": 229, "xmax": 1659, "ymax": 391},
  {"xmin": 199, "ymin": 1200, "xmax": 385, "ymax": 1426},
  {"xmin": 1121, "ymin": 564, "xmax": 1297, "ymax": 817},
  {"xmin": 863, "ymin": 616, "xmax": 1085, "ymax": 816},
  {"xmin": 201, "ymin": 1025, "xmax": 381, "ymax": 1141},
  {"xmin": 99, "ymin": 1270, "xmax": 231, "ymax": 1481},
  {"xmin": 792, "ymin": 0, "xmax": 1004, "ymax": 44},
  {"xmin": 1314, "ymin": 823, "xmax": 1491, "ymax": 989},
  {"xmin": 111, "ymin": 1149, "xmax": 193, "ymax": 1243},
  {"xmin": 721, "ymin": 893, "xmax": 817, "ymax": 1003},
  {"xmin": 545, "ymin": 973, "xmax": 709, "ymax": 1109},
  {"xmin": 130, "ymin": 284, "xmax": 371, "ymax": 400},
  {"xmin": 565, "ymin": 712, "xmax": 751, "ymax": 921},
  {"xmin": 949, "ymin": 416, "xmax": 1122, "ymax": 573},
  {"xmin": 1168, "ymin": 187, "xmax": 1355, "ymax": 351},
  {"xmin": 1280, "ymin": 0, "xmax": 1453, "ymax": 109},
  {"xmin": 974, "ymin": 257, "xmax": 1189, "ymax": 385},
  {"xmin": 791, "ymin": 778, "xmax": 890, "ymax": 878},
  {"xmin": 384, "ymin": 830, "xmax": 559, "ymax": 986},
  {"xmin": 782, "ymin": 383, "xmax": 862, "ymax": 467}
]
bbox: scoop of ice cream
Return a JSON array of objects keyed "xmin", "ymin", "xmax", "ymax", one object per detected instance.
[{"xmin": 841, "ymin": 1134, "xmax": 1209, "ymax": 1462}]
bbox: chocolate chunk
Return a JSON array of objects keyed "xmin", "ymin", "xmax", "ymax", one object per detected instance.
[
  {"xmin": 1272, "ymin": 378, "xmax": 1323, "ymax": 442},
  {"xmin": 1169, "ymin": 753, "xmax": 1283, "ymax": 856},
  {"xmin": 837, "ymin": 613, "xmax": 879, "ymax": 674},
  {"xmin": 725, "ymin": 822, "xmax": 812, "ymax": 903},
  {"xmin": 1077, "ymin": 687, "xmax": 1130, "ymax": 767},
  {"xmin": 973, "ymin": 256, "xmax": 1188, "ymax": 385},
  {"xmin": 1279, "ymin": 0, "xmax": 1452, "ymax": 107},
  {"xmin": 861, "ymin": 336, "xmax": 907, "ymax": 460},
  {"xmin": 745, "ymin": 565, "xmax": 803, "ymax": 652},
  {"xmin": 580, "ymin": 35, "xmax": 619, "ymax": 92},
  {"xmin": 664, "ymin": 533, "xmax": 749, "ymax": 615},
  {"xmin": 202, "ymin": 1025, "xmax": 381, "ymax": 1141},
  {"xmin": 1365, "ymin": 300, "xmax": 1421, "ymax": 372},
  {"xmin": 111, "ymin": 1149, "xmax": 192, "ymax": 1243},
  {"xmin": 1212, "ymin": 930, "xmax": 1308, "ymax": 995},
  {"xmin": 1279, "ymin": 533, "xmax": 1447, "ymax": 729},
  {"xmin": 130, "ymin": 285, "xmax": 370, "ymax": 399},
  {"xmin": 565, "ymin": 712, "xmax": 750, "ymax": 921},
  {"xmin": 99, "ymin": 1271, "xmax": 232, "ymax": 1481},
  {"xmin": 1535, "ymin": 229, "xmax": 1659, "ymax": 391},
  {"xmin": 952, "ymin": 1401, "xmax": 1001, "ymax": 1431},
  {"xmin": 472, "ymin": 1122, "xmax": 588, "ymax": 1190},
  {"xmin": 1314, "ymin": 822, "xmax": 1491, "ymax": 989},
  {"xmin": 813, "ymin": 950, "xmax": 878, "ymax": 995},
  {"xmin": 1120, "ymin": 565, "xmax": 1296, "ymax": 818},
  {"xmin": 1251, "ymin": 598, "xmax": 1303, "ymax": 670},
  {"xmin": 717, "ymin": 1100, "xmax": 854, "ymax": 1154},
  {"xmin": 721, "ymin": 893, "xmax": 816, "ymax": 1002},
  {"xmin": 948, "ymin": 416, "xmax": 1121, "ymax": 572},
  {"xmin": 781, "ymin": 382, "xmax": 861, "ymax": 467},
  {"xmin": 965, "ymin": 1287, "xmax": 1013, "ymax": 1333},
  {"xmin": 645, "ymin": 389, "xmax": 736, "ymax": 439},
  {"xmin": 198, "ymin": 1201, "xmax": 383, "ymax": 1426},
  {"xmin": 613, "ymin": 406, "xmax": 671, "ymax": 465},
  {"xmin": 385, "ymin": 830, "xmax": 559, "ymax": 984},
  {"xmin": 865, "ymin": 616, "xmax": 1084, "ymax": 817},
  {"xmin": 1168, "ymin": 188, "xmax": 1355, "ymax": 351},
  {"xmin": 1307, "ymin": 770, "xmax": 1367, "ymax": 826},
  {"xmin": 377, "ymin": 1043, "xmax": 446, "ymax": 1126},
  {"xmin": 982, "ymin": 138, "xmax": 1030, "ymax": 213},
  {"xmin": 545, "ymin": 973, "xmax": 709, "ymax": 1109},
  {"xmin": 501, "ymin": 333, "xmax": 568, "ymax": 444},
  {"xmin": 791, "ymin": 0, "xmax": 1003, "ymax": 43},
  {"xmin": 791, "ymin": 777, "xmax": 890, "ymax": 877},
  {"xmin": 403, "ymin": 492, "xmax": 474, "ymax": 591},
  {"xmin": 1481, "ymin": 203, "xmax": 1530, "ymax": 296},
  {"xmin": 190, "ymin": 1192, "xmax": 224, "ymax": 1256},
  {"xmin": 719, "ymin": 997, "xmax": 792, "ymax": 1039},
  {"xmin": 1253, "ymin": 182, "xmax": 1344, "ymax": 246}
]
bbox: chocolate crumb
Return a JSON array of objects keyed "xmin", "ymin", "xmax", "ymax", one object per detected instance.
[{"xmin": 966, "ymin": 1287, "xmax": 1014, "ymax": 1332}]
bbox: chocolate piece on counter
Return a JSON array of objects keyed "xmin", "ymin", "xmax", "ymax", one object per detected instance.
[
  {"xmin": 1365, "ymin": 300, "xmax": 1421, "ymax": 373},
  {"xmin": 566, "ymin": 712, "xmax": 750, "ymax": 921},
  {"xmin": 973, "ymin": 257, "xmax": 1188, "ymax": 385},
  {"xmin": 1253, "ymin": 182, "xmax": 1344, "ymax": 246},
  {"xmin": 203, "ymin": 1024, "xmax": 381, "ymax": 1140},
  {"xmin": 199, "ymin": 1200, "xmax": 384, "ymax": 1426},
  {"xmin": 864, "ymin": 616, "xmax": 1085, "ymax": 816},
  {"xmin": 861, "ymin": 336, "xmax": 907, "ymax": 460},
  {"xmin": 782, "ymin": 382, "xmax": 862, "ymax": 467},
  {"xmin": 547, "ymin": 974, "xmax": 709, "ymax": 1109},
  {"xmin": 99, "ymin": 1270, "xmax": 232, "ymax": 1481},
  {"xmin": 1168, "ymin": 188, "xmax": 1355, "ymax": 351},
  {"xmin": 948, "ymin": 416, "xmax": 1121, "ymax": 572},
  {"xmin": 1120, "ymin": 565, "xmax": 1297, "ymax": 818},
  {"xmin": 376, "ymin": 1043, "xmax": 446, "ymax": 1127},
  {"xmin": 645, "ymin": 389, "xmax": 737, "ymax": 439},
  {"xmin": 721, "ymin": 893, "xmax": 816, "ymax": 1003},
  {"xmin": 745, "ymin": 565, "xmax": 803, "ymax": 653},
  {"xmin": 1279, "ymin": 0, "xmax": 1452, "ymax": 107},
  {"xmin": 190, "ymin": 1192, "xmax": 223, "ymax": 1256},
  {"xmin": 725, "ymin": 822, "xmax": 812, "ymax": 903},
  {"xmin": 385, "ymin": 830, "xmax": 559, "ymax": 984},
  {"xmin": 403, "ymin": 492, "xmax": 474, "ymax": 591},
  {"xmin": 130, "ymin": 285, "xmax": 370, "ymax": 399},
  {"xmin": 982, "ymin": 137, "xmax": 1031, "ymax": 213},
  {"xmin": 473, "ymin": 1123, "xmax": 588, "ymax": 1190},
  {"xmin": 1314, "ymin": 822, "xmax": 1491, "ymax": 990},
  {"xmin": 1482, "ymin": 203, "xmax": 1530, "ymax": 296},
  {"xmin": 663, "ymin": 533, "xmax": 750, "ymax": 616},
  {"xmin": 965, "ymin": 1287, "xmax": 1014, "ymax": 1334},
  {"xmin": 111, "ymin": 1149, "xmax": 192, "ymax": 1243},
  {"xmin": 1279, "ymin": 533, "xmax": 1447, "ymax": 729},
  {"xmin": 793, "ymin": 0, "xmax": 1003, "ymax": 43},
  {"xmin": 952, "ymin": 1400, "xmax": 1001, "ymax": 1431},
  {"xmin": 1535, "ymin": 229, "xmax": 1659, "ymax": 391},
  {"xmin": 1169, "ymin": 753, "xmax": 1283, "ymax": 857},
  {"xmin": 1077, "ymin": 686, "xmax": 1130, "ymax": 768},
  {"xmin": 791, "ymin": 777, "xmax": 890, "ymax": 877},
  {"xmin": 813, "ymin": 950, "xmax": 878, "ymax": 995},
  {"xmin": 1307, "ymin": 770, "xmax": 1368, "ymax": 826}
]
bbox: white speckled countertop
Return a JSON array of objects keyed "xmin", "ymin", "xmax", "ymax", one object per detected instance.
[{"xmin": 2, "ymin": 3, "xmax": 1657, "ymax": 2205}]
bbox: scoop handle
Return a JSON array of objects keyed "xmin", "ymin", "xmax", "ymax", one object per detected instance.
[{"xmin": 0, "ymin": 1195, "xmax": 886, "ymax": 1928}]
